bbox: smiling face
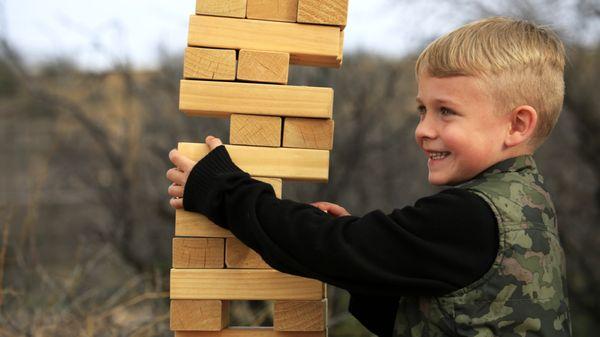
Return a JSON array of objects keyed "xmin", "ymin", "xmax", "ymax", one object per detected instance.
[{"xmin": 415, "ymin": 72, "xmax": 511, "ymax": 186}]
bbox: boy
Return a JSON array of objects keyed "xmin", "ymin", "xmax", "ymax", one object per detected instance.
[{"xmin": 166, "ymin": 17, "xmax": 571, "ymax": 337}]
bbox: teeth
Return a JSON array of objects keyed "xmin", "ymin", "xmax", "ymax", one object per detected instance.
[{"xmin": 429, "ymin": 151, "xmax": 450, "ymax": 160}]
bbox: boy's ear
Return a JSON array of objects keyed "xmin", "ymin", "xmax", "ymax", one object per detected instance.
[{"xmin": 505, "ymin": 105, "xmax": 538, "ymax": 148}]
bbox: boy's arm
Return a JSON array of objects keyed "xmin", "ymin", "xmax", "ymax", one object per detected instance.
[{"xmin": 180, "ymin": 145, "xmax": 499, "ymax": 298}]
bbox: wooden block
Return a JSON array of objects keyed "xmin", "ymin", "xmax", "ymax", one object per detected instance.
[
  {"xmin": 246, "ymin": 0, "xmax": 298, "ymax": 22},
  {"xmin": 176, "ymin": 327, "xmax": 326, "ymax": 337},
  {"xmin": 288, "ymin": 54, "xmax": 339, "ymax": 68},
  {"xmin": 180, "ymin": 80, "xmax": 333, "ymax": 119},
  {"xmin": 225, "ymin": 237, "xmax": 270, "ymax": 268},
  {"xmin": 283, "ymin": 118, "xmax": 334, "ymax": 150},
  {"xmin": 175, "ymin": 177, "xmax": 282, "ymax": 238},
  {"xmin": 183, "ymin": 47, "xmax": 236, "ymax": 80},
  {"xmin": 170, "ymin": 269, "xmax": 325, "ymax": 300},
  {"xmin": 297, "ymin": 0, "xmax": 348, "ymax": 26},
  {"xmin": 188, "ymin": 15, "xmax": 340, "ymax": 67},
  {"xmin": 237, "ymin": 50, "xmax": 290, "ymax": 84},
  {"xmin": 176, "ymin": 209, "xmax": 234, "ymax": 238},
  {"xmin": 195, "ymin": 0, "xmax": 247, "ymax": 18},
  {"xmin": 170, "ymin": 300, "xmax": 229, "ymax": 331},
  {"xmin": 289, "ymin": 29, "xmax": 343, "ymax": 68},
  {"xmin": 230, "ymin": 114, "xmax": 282, "ymax": 147},
  {"xmin": 273, "ymin": 300, "xmax": 326, "ymax": 331},
  {"xmin": 178, "ymin": 142, "xmax": 329, "ymax": 181},
  {"xmin": 172, "ymin": 238, "xmax": 225, "ymax": 268},
  {"xmin": 339, "ymin": 29, "xmax": 345, "ymax": 64}
]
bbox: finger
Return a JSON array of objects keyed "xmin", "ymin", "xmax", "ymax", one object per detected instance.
[
  {"xmin": 166, "ymin": 168, "xmax": 187, "ymax": 185},
  {"xmin": 170, "ymin": 197, "xmax": 183, "ymax": 209},
  {"xmin": 310, "ymin": 201, "xmax": 336, "ymax": 211},
  {"xmin": 309, "ymin": 201, "xmax": 329, "ymax": 212},
  {"xmin": 169, "ymin": 149, "xmax": 195, "ymax": 172},
  {"xmin": 328, "ymin": 205, "xmax": 350, "ymax": 217},
  {"xmin": 168, "ymin": 184, "xmax": 184, "ymax": 198},
  {"xmin": 205, "ymin": 135, "xmax": 223, "ymax": 151},
  {"xmin": 310, "ymin": 202, "xmax": 349, "ymax": 216}
]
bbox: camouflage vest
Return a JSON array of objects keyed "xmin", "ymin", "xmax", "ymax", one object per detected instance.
[{"xmin": 393, "ymin": 155, "xmax": 571, "ymax": 337}]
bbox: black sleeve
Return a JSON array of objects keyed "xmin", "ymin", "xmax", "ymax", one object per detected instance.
[
  {"xmin": 183, "ymin": 146, "xmax": 498, "ymax": 336},
  {"xmin": 349, "ymin": 294, "xmax": 400, "ymax": 337}
]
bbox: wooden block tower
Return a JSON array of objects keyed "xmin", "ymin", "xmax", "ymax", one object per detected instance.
[{"xmin": 170, "ymin": 0, "xmax": 348, "ymax": 335}]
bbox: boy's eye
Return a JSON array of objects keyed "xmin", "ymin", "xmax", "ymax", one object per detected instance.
[
  {"xmin": 416, "ymin": 105, "xmax": 426, "ymax": 117},
  {"xmin": 440, "ymin": 107, "xmax": 454, "ymax": 116}
]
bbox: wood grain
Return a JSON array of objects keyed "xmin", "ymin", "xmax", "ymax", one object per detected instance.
[
  {"xmin": 225, "ymin": 237, "xmax": 270, "ymax": 268},
  {"xmin": 283, "ymin": 118, "xmax": 334, "ymax": 150},
  {"xmin": 177, "ymin": 142, "xmax": 329, "ymax": 181},
  {"xmin": 170, "ymin": 300, "xmax": 229, "ymax": 331},
  {"xmin": 289, "ymin": 29, "xmax": 344, "ymax": 68},
  {"xmin": 297, "ymin": 0, "xmax": 348, "ymax": 26},
  {"xmin": 172, "ymin": 238, "xmax": 225, "ymax": 268},
  {"xmin": 175, "ymin": 210, "xmax": 233, "ymax": 238},
  {"xmin": 237, "ymin": 50, "xmax": 289, "ymax": 84},
  {"xmin": 273, "ymin": 300, "xmax": 327, "ymax": 331},
  {"xmin": 230, "ymin": 114, "xmax": 282, "ymax": 147},
  {"xmin": 179, "ymin": 80, "xmax": 333, "ymax": 119},
  {"xmin": 195, "ymin": 0, "xmax": 247, "ymax": 18},
  {"xmin": 183, "ymin": 47, "xmax": 236, "ymax": 80},
  {"xmin": 170, "ymin": 269, "xmax": 325, "ymax": 300},
  {"xmin": 188, "ymin": 15, "xmax": 341, "ymax": 67},
  {"xmin": 246, "ymin": 0, "xmax": 298, "ymax": 23}
]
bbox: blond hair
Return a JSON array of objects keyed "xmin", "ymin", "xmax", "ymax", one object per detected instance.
[{"xmin": 415, "ymin": 16, "xmax": 566, "ymax": 147}]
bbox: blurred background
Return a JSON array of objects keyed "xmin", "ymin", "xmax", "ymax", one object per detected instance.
[{"xmin": 0, "ymin": 0, "xmax": 599, "ymax": 336}]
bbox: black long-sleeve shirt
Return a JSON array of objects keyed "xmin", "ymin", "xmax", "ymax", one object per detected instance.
[{"xmin": 182, "ymin": 146, "xmax": 499, "ymax": 337}]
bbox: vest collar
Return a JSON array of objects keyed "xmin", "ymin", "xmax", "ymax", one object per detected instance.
[{"xmin": 475, "ymin": 155, "xmax": 538, "ymax": 180}]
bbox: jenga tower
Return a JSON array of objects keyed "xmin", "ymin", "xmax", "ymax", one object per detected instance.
[{"xmin": 170, "ymin": 0, "xmax": 348, "ymax": 336}]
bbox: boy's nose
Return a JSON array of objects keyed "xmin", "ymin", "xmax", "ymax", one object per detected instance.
[{"xmin": 414, "ymin": 114, "xmax": 437, "ymax": 142}]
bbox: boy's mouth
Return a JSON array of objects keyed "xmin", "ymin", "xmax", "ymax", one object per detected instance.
[{"xmin": 429, "ymin": 151, "xmax": 451, "ymax": 160}]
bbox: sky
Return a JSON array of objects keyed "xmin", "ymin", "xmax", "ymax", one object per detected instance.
[
  {"xmin": 2, "ymin": 0, "xmax": 598, "ymax": 70},
  {"xmin": 0, "ymin": 0, "xmax": 464, "ymax": 70}
]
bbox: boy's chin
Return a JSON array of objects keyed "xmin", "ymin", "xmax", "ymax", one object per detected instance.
[
  {"xmin": 428, "ymin": 179, "xmax": 447, "ymax": 186},
  {"xmin": 428, "ymin": 173, "xmax": 462, "ymax": 186},
  {"xmin": 427, "ymin": 174, "xmax": 447, "ymax": 186}
]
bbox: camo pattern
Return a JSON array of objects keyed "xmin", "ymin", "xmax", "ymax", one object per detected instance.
[{"xmin": 393, "ymin": 155, "xmax": 571, "ymax": 337}]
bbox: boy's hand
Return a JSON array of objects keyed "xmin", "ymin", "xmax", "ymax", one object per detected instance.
[
  {"xmin": 166, "ymin": 136, "xmax": 223, "ymax": 209},
  {"xmin": 310, "ymin": 201, "xmax": 350, "ymax": 217}
]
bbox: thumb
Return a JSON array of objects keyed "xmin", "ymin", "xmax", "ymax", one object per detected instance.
[{"xmin": 206, "ymin": 135, "xmax": 223, "ymax": 151}]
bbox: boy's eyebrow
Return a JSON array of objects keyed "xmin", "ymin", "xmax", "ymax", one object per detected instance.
[{"xmin": 415, "ymin": 97, "xmax": 460, "ymax": 106}]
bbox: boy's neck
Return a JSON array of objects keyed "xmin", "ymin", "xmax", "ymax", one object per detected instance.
[
  {"xmin": 481, "ymin": 147, "xmax": 535, "ymax": 174},
  {"xmin": 500, "ymin": 144, "xmax": 535, "ymax": 162},
  {"xmin": 468, "ymin": 147, "xmax": 535, "ymax": 184}
]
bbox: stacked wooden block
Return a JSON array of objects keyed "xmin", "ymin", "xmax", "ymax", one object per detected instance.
[{"xmin": 171, "ymin": 0, "xmax": 348, "ymax": 336}]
